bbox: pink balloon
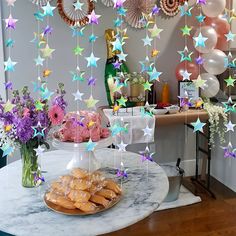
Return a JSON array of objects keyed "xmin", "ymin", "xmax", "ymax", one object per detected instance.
[
  {"xmin": 175, "ymin": 61, "xmax": 199, "ymax": 81},
  {"xmin": 204, "ymin": 16, "xmax": 230, "ymax": 50},
  {"xmin": 205, "ymin": 16, "xmax": 230, "ymax": 36}
]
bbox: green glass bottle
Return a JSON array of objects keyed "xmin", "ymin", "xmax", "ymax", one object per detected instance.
[{"xmin": 104, "ymin": 29, "xmax": 133, "ymax": 107}]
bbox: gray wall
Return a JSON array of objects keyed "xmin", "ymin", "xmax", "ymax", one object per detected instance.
[{"xmin": 2, "ymin": 0, "xmax": 196, "ymax": 166}]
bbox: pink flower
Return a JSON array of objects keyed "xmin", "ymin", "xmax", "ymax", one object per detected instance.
[
  {"xmin": 48, "ymin": 105, "xmax": 64, "ymax": 126},
  {"xmin": 23, "ymin": 108, "xmax": 30, "ymax": 117}
]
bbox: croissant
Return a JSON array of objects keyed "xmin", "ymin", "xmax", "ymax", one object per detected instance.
[
  {"xmin": 68, "ymin": 189, "xmax": 91, "ymax": 202},
  {"xmin": 97, "ymin": 189, "xmax": 117, "ymax": 200},
  {"xmin": 74, "ymin": 202, "xmax": 97, "ymax": 212},
  {"xmin": 90, "ymin": 194, "xmax": 110, "ymax": 207},
  {"xmin": 71, "ymin": 168, "xmax": 88, "ymax": 179},
  {"xmin": 104, "ymin": 179, "xmax": 122, "ymax": 194}
]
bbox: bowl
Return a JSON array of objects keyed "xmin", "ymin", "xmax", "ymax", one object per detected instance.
[
  {"xmin": 164, "ymin": 105, "xmax": 180, "ymax": 114},
  {"xmin": 153, "ymin": 108, "xmax": 168, "ymax": 115}
]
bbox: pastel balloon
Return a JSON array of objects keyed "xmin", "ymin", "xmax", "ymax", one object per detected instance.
[
  {"xmin": 202, "ymin": 49, "xmax": 227, "ymax": 75},
  {"xmin": 194, "ymin": 26, "xmax": 217, "ymax": 53},
  {"xmin": 200, "ymin": 73, "xmax": 220, "ymax": 98},
  {"xmin": 202, "ymin": 0, "xmax": 226, "ymax": 17},
  {"xmin": 216, "ymin": 34, "xmax": 229, "ymax": 51},
  {"xmin": 175, "ymin": 61, "xmax": 199, "ymax": 81}
]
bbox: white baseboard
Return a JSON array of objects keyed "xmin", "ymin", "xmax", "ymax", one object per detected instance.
[{"xmin": 162, "ymin": 159, "xmax": 196, "ymax": 177}]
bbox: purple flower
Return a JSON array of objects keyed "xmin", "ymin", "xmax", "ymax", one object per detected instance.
[
  {"xmin": 15, "ymin": 117, "xmax": 34, "ymax": 143},
  {"xmin": 52, "ymin": 95, "xmax": 67, "ymax": 111}
]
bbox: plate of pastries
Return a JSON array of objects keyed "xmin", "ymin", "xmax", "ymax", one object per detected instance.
[{"xmin": 44, "ymin": 168, "xmax": 122, "ymax": 215}]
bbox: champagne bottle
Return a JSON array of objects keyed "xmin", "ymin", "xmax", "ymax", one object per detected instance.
[{"xmin": 104, "ymin": 29, "xmax": 132, "ymax": 107}]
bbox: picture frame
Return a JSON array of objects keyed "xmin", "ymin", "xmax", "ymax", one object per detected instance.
[
  {"xmin": 230, "ymin": 0, "xmax": 236, "ymax": 49},
  {"xmin": 178, "ymin": 81, "xmax": 200, "ymax": 103}
]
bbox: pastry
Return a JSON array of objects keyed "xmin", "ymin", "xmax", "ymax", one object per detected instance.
[
  {"xmin": 54, "ymin": 111, "xmax": 110, "ymax": 143},
  {"xmin": 70, "ymin": 178, "xmax": 92, "ymax": 191},
  {"xmin": 51, "ymin": 182, "xmax": 70, "ymax": 195},
  {"xmin": 90, "ymin": 195, "xmax": 110, "ymax": 207},
  {"xmin": 59, "ymin": 175, "xmax": 74, "ymax": 185},
  {"xmin": 97, "ymin": 189, "xmax": 117, "ymax": 200},
  {"xmin": 71, "ymin": 168, "xmax": 88, "ymax": 179},
  {"xmin": 74, "ymin": 202, "xmax": 97, "ymax": 213},
  {"xmin": 104, "ymin": 179, "xmax": 122, "ymax": 194},
  {"xmin": 68, "ymin": 189, "xmax": 91, "ymax": 202},
  {"xmin": 56, "ymin": 196, "xmax": 77, "ymax": 210},
  {"xmin": 46, "ymin": 191, "xmax": 60, "ymax": 204}
]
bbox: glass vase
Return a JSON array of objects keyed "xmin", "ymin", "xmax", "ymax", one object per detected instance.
[{"xmin": 21, "ymin": 143, "xmax": 41, "ymax": 188}]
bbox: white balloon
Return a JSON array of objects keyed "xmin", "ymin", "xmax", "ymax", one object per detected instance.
[
  {"xmin": 202, "ymin": 49, "xmax": 227, "ymax": 75},
  {"xmin": 200, "ymin": 73, "xmax": 220, "ymax": 98},
  {"xmin": 194, "ymin": 26, "xmax": 217, "ymax": 54},
  {"xmin": 202, "ymin": 0, "xmax": 226, "ymax": 17}
]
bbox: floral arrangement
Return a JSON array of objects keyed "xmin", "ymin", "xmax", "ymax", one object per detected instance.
[
  {"xmin": 127, "ymin": 72, "xmax": 146, "ymax": 85},
  {"xmin": 0, "ymin": 83, "xmax": 67, "ymax": 187},
  {"xmin": 204, "ymin": 101, "xmax": 228, "ymax": 147}
]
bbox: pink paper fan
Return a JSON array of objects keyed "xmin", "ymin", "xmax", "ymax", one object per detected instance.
[{"xmin": 124, "ymin": 0, "xmax": 156, "ymax": 29}]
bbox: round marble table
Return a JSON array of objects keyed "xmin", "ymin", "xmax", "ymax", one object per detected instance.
[{"xmin": 0, "ymin": 149, "xmax": 169, "ymax": 236}]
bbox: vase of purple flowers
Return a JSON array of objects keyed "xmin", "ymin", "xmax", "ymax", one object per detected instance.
[{"xmin": 0, "ymin": 83, "xmax": 67, "ymax": 187}]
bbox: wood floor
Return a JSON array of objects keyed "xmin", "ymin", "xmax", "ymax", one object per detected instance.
[{"xmin": 103, "ymin": 177, "xmax": 236, "ymax": 236}]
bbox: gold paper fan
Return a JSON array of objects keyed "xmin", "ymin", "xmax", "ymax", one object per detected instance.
[
  {"xmin": 101, "ymin": 0, "xmax": 114, "ymax": 7},
  {"xmin": 57, "ymin": 0, "xmax": 95, "ymax": 27}
]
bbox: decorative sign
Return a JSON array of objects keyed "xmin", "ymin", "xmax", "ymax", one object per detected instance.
[{"xmin": 178, "ymin": 81, "xmax": 199, "ymax": 99}]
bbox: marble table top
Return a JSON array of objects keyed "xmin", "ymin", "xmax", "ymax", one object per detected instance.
[{"xmin": 0, "ymin": 149, "xmax": 169, "ymax": 236}]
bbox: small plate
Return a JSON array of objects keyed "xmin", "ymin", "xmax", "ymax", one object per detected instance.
[
  {"xmin": 44, "ymin": 192, "xmax": 122, "ymax": 216},
  {"xmin": 153, "ymin": 109, "xmax": 168, "ymax": 115}
]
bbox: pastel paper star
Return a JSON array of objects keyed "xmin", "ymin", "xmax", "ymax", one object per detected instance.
[
  {"xmin": 224, "ymin": 52, "xmax": 236, "ymax": 68},
  {"xmin": 88, "ymin": 10, "xmax": 101, "ymax": 25},
  {"xmin": 193, "ymin": 76, "xmax": 206, "ymax": 89},
  {"xmin": 4, "ymin": 57, "xmax": 17, "ymax": 72},
  {"xmin": 117, "ymin": 141, "xmax": 128, "ymax": 152},
  {"xmin": 193, "ymin": 32, "xmax": 208, "ymax": 48},
  {"xmin": 181, "ymin": 25, "xmax": 192, "ymax": 36},
  {"xmin": 4, "ymin": 81, "xmax": 13, "ymax": 90},
  {"xmin": 222, "ymin": 97, "xmax": 236, "ymax": 113},
  {"xmin": 110, "ymin": 123, "xmax": 128, "ymax": 137},
  {"xmin": 34, "ymin": 11, "xmax": 45, "ymax": 21},
  {"xmin": 196, "ymin": 0, "xmax": 206, "ymax": 4},
  {"xmin": 73, "ymin": 45, "xmax": 84, "ymax": 55},
  {"xmin": 41, "ymin": 2, "xmax": 56, "ymax": 17},
  {"xmin": 114, "ymin": 17, "xmax": 123, "ymax": 27},
  {"xmin": 73, "ymin": 0, "xmax": 84, "ymax": 10},
  {"xmin": 43, "ymin": 69, "xmax": 52, "ymax": 78},
  {"xmin": 111, "ymin": 37, "xmax": 124, "ymax": 52},
  {"xmin": 84, "ymin": 95, "xmax": 99, "ymax": 108},
  {"xmin": 225, "ymin": 120, "xmax": 236, "ymax": 132},
  {"xmin": 179, "ymin": 2, "xmax": 193, "ymax": 17},
  {"xmin": 41, "ymin": 87, "xmax": 54, "ymax": 100},
  {"xmin": 117, "ymin": 51, "xmax": 128, "ymax": 61},
  {"xmin": 89, "ymin": 34, "xmax": 98, "ymax": 43},
  {"xmin": 73, "ymin": 90, "xmax": 84, "ymax": 101},
  {"xmin": 148, "ymin": 24, "xmax": 163, "ymax": 38},
  {"xmin": 142, "ymin": 35, "xmax": 153, "ymax": 46},
  {"xmin": 2, "ymin": 144, "xmax": 14, "ymax": 157},
  {"xmin": 34, "ymin": 55, "xmax": 45, "ymax": 66},
  {"xmin": 34, "ymin": 145, "xmax": 45, "ymax": 157},
  {"xmin": 42, "ymin": 25, "xmax": 53, "ymax": 36},
  {"xmin": 140, "ymin": 146, "xmax": 154, "ymax": 162},
  {"xmin": 151, "ymin": 49, "xmax": 160, "ymax": 58},
  {"xmin": 191, "ymin": 118, "xmax": 206, "ymax": 132},
  {"xmin": 5, "ymin": 14, "xmax": 18, "ymax": 29},
  {"xmin": 113, "ymin": 0, "xmax": 125, "ymax": 8},
  {"xmin": 32, "ymin": 122, "xmax": 46, "ymax": 138},
  {"xmin": 148, "ymin": 67, "xmax": 162, "ymax": 81},
  {"xmin": 142, "ymin": 125, "xmax": 153, "ymax": 137},
  {"xmin": 40, "ymin": 44, "xmax": 55, "ymax": 58},
  {"xmin": 5, "ymin": 38, "xmax": 14, "ymax": 47},
  {"xmin": 87, "ymin": 76, "xmax": 97, "ymax": 86},
  {"xmin": 152, "ymin": 5, "xmax": 160, "ymax": 15},
  {"xmin": 221, "ymin": 142, "xmax": 236, "ymax": 158},
  {"xmin": 225, "ymin": 31, "xmax": 236, "ymax": 42},
  {"xmin": 178, "ymin": 46, "xmax": 193, "ymax": 62},
  {"xmin": 117, "ymin": 7, "xmax": 127, "ymax": 16},
  {"xmin": 85, "ymin": 53, "xmax": 100, "ymax": 67},
  {"xmin": 196, "ymin": 13, "xmax": 206, "ymax": 23},
  {"xmin": 71, "ymin": 26, "xmax": 85, "ymax": 37},
  {"xmin": 143, "ymin": 81, "xmax": 152, "ymax": 91},
  {"xmin": 6, "ymin": 0, "xmax": 16, "ymax": 6},
  {"xmin": 86, "ymin": 138, "xmax": 97, "ymax": 151},
  {"xmin": 35, "ymin": 100, "xmax": 45, "ymax": 111},
  {"xmin": 70, "ymin": 71, "xmax": 85, "ymax": 82},
  {"xmin": 225, "ymin": 76, "xmax": 236, "ymax": 87},
  {"xmin": 195, "ymin": 56, "xmax": 204, "ymax": 65},
  {"xmin": 113, "ymin": 60, "xmax": 122, "ymax": 69},
  {"xmin": 180, "ymin": 70, "xmax": 192, "ymax": 81},
  {"xmin": 117, "ymin": 96, "xmax": 127, "ymax": 106}
]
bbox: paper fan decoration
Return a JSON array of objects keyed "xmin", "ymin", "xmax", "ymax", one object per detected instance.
[
  {"xmin": 101, "ymin": 0, "xmax": 114, "ymax": 7},
  {"xmin": 31, "ymin": 0, "xmax": 52, "ymax": 6},
  {"xmin": 160, "ymin": 0, "xmax": 188, "ymax": 17},
  {"xmin": 124, "ymin": 0, "xmax": 156, "ymax": 29},
  {"xmin": 57, "ymin": 0, "xmax": 95, "ymax": 27}
]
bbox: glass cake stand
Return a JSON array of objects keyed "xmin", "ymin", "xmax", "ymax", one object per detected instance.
[{"xmin": 52, "ymin": 136, "xmax": 113, "ymax": 172}]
